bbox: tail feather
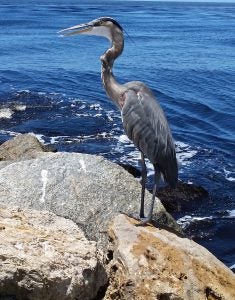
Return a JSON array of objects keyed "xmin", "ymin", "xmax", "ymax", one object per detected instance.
[{"xmin": 156, "ymin": 153, "xmax": 178, "ymax": 188}]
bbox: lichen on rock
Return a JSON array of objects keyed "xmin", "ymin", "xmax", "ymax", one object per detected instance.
[{"xmin": 105, "ymin": 214, "xmax": 235, "ymax": 300}]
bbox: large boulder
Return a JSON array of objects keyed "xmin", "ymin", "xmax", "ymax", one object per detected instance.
[
  {"xmin": 0, "ymin": 204, "xmax": 107, "ymax": 300},
  {"xmin": 105, "ymin": 214, "xmax": 235, "ymax": 300},
  {"xmin": 0, "ymin": 151, "xmax": 180, "ymax": 249}
]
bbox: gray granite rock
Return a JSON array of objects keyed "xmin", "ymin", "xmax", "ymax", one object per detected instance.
[{"xmin": 0, "ymin": 152, "xmax": 180, "ymax": 249}]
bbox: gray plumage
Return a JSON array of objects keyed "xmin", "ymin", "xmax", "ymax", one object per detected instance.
[
  {"xmin": 60, "ymin": 17, "xmax": 178, "ymax": 223},
  {"xmin": 122, "ymin": 82, "xmax": 177, "ymax": 188}
]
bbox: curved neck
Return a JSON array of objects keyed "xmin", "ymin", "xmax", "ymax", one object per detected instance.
[{"xmin": 100, "ymin": 30, "xmax": 125, "ymax": 109}]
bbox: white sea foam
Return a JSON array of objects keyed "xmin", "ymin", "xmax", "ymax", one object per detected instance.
[
  {"xmin": 99, "ymin": 132, "xmax": 109, "ymax": 138},
  {"xmin": 118, "ymin": 134, "xmax": 131, "ymax": 144},
  {"xmin": 90, "ymin": 103, "xmax": 102, "ymax": 111},
  {"xmin": 114, "ymin": 134, "xmax": 135, "ymax": 157},
  {"xmin": 76, "ymin": 113, "xmax": 91, "ymax": 117},
  {"xmin": 0, "ymin": 103, "xmax": 27, "ymax": 119},
  {"xmin": 226, "ymin": 209, "xmax": 235, "ymax": 218},
  {"xmin": 49, "ymin": 136, "xmax": 70, "ymax": 144},
  {"xmin": 69, "ymin": 97, "xmax": 85, "ymax": 103},
  {"xmin": 116, "ymin": 142, "xmax": 155, "ymax": 176},
  {"xmin": 176, "ymin": 141, "xmax": 197, "ymax": 166},
  {"xmin": 105, "ymin": 110, "xmax": 117, "ymax": 122},
  {"xmin": 0, "ymin": 108, "xmax": 14, "ymax": 119},
  {"xmin": 115, "ymin": 136, "xmax": 197, "ymax": 175},
  {"xmin": 14, "ymin": 104, "xmax": 26, "ymax": 111},
  {"xmin": 50, "ymin": 136, "xmax": 58, "ymax": 144},
  {"xmin": 79, "ymin": 104, "xmax": 86, "ymax": 109},
  {"xmin": 17, "ymin": 89, "xmax": 30, "ymax": 93},
  {"xmin": 0, "ymin": 129, "xmax": 19, "ymax": 137},
  {"xmin": 230, "ymin": 263, "xmax": 235, "ymax": 270},
  {"xmin": 177, "ymin": 215, "xmax": 213, "ymax": 228},
  {"xmin": 223, "ymin": 168, "xmax": 235, "ymax": 182},
  {"xmin": 48, "ymin": 132, "xmax": 109, "ymax": 145},
  {"xmin": 225, "ymin": 176, "xmax": 235, "ymax": 183},
  {"xmin": 29, "ymin": 133, "xmax": 46, "ymax": 144},
  {"xmin": 107, "ymin": 113, "xmax": 114, "ymax": 121}
]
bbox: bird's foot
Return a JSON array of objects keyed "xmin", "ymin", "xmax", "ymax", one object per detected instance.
[
  {"xmin": 119, "ymin": 211, "xmax": 140, "ymax": 221},
  {"xmin": 119, "ymin": 211, "xmax": 152, "ymax": 226},
  {"xmin": 135, "ymin": 216, "xmax": 152, "ymax": 226}
]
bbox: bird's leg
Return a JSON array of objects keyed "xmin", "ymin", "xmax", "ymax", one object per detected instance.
[
  {"xmin": 137, "ymin": 165, "xmax": 159, "ymax": 226},
  {"xmin": 119, "ymin": 152, "xmax": 147, "ymax": 221},
  {"xmin": 140, "ymin": 151, "xmax": 147, "ymax": 218}
]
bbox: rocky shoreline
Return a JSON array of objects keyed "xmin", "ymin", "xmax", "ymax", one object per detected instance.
[{"xmin": 0, "ymin": 134, "xmax": 234, "ymax": 299}]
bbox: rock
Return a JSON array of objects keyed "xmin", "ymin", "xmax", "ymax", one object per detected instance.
[
  {"xmin": 118, "ymin": 163, "xmax": 141, "ymax": 178},
  {"xmin": 0, "ymin": 133, "xmax": 54, "ymax": 161},
  {"xmin": 158, "ymin": 181, "xmax": 209, "ymax": 213},
  {"xmin": 0, "ymin": 152, "xmax": 180, "ymax": 250},
  {"xmin": 105, "ymin": 214, "xmax": 235, "ymax": 300},
  {"xmin": 118, "ymin": 164, "xmax": 209, "ymax": 214},
  {"xmin": 0, "ymin": 204, "xmax": 107, "ymax": 300}
]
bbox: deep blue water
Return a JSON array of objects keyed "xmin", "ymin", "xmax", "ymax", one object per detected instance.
[{"xmin": 0, "ymin": 1, "xmax": 234, "ymax": 268}]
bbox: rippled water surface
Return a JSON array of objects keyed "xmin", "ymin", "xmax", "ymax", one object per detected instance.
[{"xmin": 0, "ymin": 0, "xmax": 234, "ymax": 267}]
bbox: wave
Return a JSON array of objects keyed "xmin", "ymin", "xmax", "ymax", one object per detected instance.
[
  {"xmin": 113, "ymin": 135, "xmax": 199, "ymax": 178},
  {"xmin": 0, "ymin": 129, "xmax": 18, "ymax": 135},
  {"xmin": 177, "ymin": 209, "xmax": 235, "ymax": 230},
  {"xmin": 175, "ymin": 142, "xmax": 198, "ymax": 167},
  {"xmin": 0, "ymin": 104, "xmax": 27, "ymax": 119},
  {"xmin": 177, "ymin": 215, "xmax": 213, "ymax": 229},
  {"xmin": 226, "ymin": 209, "xmax": 235, "ymax": 218},
  {"xmin": 223, "ymin": 169, "xmax": 235, "ymax": 183},
  {"xmin": 0, "ymin": 108, "xmax": 14, "ymax": 119}
]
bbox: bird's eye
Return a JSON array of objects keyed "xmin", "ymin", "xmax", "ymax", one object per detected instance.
[{"xmin": 94, "ymin": 21, "xmax": 102, "ymax": 27}]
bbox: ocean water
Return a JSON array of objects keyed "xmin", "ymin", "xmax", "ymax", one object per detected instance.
[{"xmin": 0, "ymin": 1, "xmax": 234, "ymax": 267}]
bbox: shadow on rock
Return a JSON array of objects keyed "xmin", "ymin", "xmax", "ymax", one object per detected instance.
[
  {"xmin": 158, "ymin": 181, "xmax": 209, "ymax": 213},
  {"xmin": 119, "ymin": 164, "xmax": 209, "ymax": 214}
]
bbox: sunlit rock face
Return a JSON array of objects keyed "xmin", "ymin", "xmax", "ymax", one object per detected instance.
[
  {"xmin": 0, "ymin": 204, "xmax": 107, "ymax": 300},
  {"xmin": 105, "ymin": 214, "xmax": 235, "ymax": 300}
]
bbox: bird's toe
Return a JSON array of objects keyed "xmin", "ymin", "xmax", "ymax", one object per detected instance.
[{"xmin": 119, "ymin": 211, "xmax": 142, "ymax": 221}]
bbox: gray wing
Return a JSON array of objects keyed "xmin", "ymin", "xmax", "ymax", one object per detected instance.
[{"xmin": 121, "ymin": 84, "xmax": 178, "ymax": 187}]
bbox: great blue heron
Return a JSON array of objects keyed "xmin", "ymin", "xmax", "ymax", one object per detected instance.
[{"xmin": 60, "ymin": 17, "xmax": 178, "ymax": 224}]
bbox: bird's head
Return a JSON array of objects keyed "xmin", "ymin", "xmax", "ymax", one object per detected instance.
[{"xmin": 59, "ymin": 17, "xmax": 123, "ymax": 42}]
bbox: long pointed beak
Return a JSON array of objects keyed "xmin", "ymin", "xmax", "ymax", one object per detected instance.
[{"xmin": 58, "ymin": 22, "xmax": 93, "ymax": 37}]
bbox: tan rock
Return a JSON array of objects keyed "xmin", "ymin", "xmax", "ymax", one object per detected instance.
[
  {"xmin": 0, "ymin": 204, "xmax": 107, "ymax": 300},
  {"xmin": 0, "ymin": 133, "xmax": 52, "ymax": 161},
  {"xmin": 105, "ymin": 214, "xmax": 235, "ymax": 300}
]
